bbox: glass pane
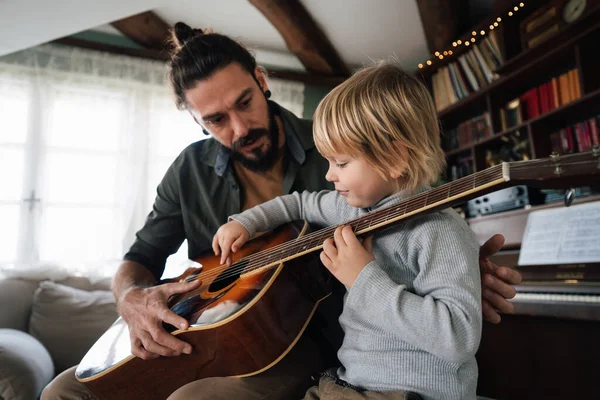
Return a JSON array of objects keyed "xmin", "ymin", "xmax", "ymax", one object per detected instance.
[
  {"xmin": 0, "ymin": 78, "xmax": 30, "ymax": 145},
  {"xmin": 0, "ymin": 148, "xmax": 25, "ymax": 201},
  {"xmin": 46, "ymin": 85, "xmax": 125, "ymax": 151},
  {"xmin": 150, "ymin": 97, "xmax": 203, "ymax": 157},
  {"xmin": 0, "ymin": 205, "xmax": 20, "ymax": 263},
  {"xmin": 42, "ymin": 151, "xmax": 118, "ymax": 204},
  {"xmin": 162, "ymin": 240, "xmax": 192, "ymax": 279},
  {"xmin": 39, "ymin": 206, "xmax": 121, "ymax": 262}
]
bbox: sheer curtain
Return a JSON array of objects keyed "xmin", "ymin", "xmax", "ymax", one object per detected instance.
[{"xmin": 0, "ymin": 43, "xmax": 305, "ymax": 280}]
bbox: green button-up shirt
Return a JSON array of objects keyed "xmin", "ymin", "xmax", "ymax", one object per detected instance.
[{"xmin": 124, "ymin": 102, "xmax": 333, "ymax": 281}]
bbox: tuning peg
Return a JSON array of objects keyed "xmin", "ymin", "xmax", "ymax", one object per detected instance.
[
  {"xmin": 550, "ymin": 152, "xmax": 563, "ymax": 175},
  {"xmin": 564, "ymin": 188, "xmax": 575, "ymax": 207}
]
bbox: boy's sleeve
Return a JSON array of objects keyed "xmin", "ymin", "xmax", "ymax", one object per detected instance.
[
  {"xmin": 230, "ymin": 190, "xmax": 346, "ymax": 238},
  {"xmin": 343, "ymin": 211, "xmax": 482, "ymax": 365}
]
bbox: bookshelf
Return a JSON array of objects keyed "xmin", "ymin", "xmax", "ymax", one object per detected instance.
[{"xmin": 417, "ymin": 0, "xmax": 600, "ymax": 183}]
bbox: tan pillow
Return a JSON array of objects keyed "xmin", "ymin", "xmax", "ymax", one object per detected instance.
[
  {"xmin": 29, "ymin": 281, "xmax": 118, "ymax": 373},
  {"xmin": 0, "ymin": 278, "xmax": 39, "ymax": 331}
]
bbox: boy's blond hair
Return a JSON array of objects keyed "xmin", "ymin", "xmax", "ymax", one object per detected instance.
[{"xmin": 313, "ymin": 61, "xmax": 445, "ymax": 191}]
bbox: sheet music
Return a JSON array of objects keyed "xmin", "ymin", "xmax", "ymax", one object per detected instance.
[{"xmin": 518, "ymin": 201, "xmax": 600, "ymax": 266}]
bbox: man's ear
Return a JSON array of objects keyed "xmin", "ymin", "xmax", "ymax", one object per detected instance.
[
  {"xmin": 188, "ymin": 109, "xmax": 210, "ymax": 136},
  {"xmin": 254, "ymin": 66, "xmax": 269, "ymax": 94},
  {"xmin": 389, "ymin": 141, "xmax": 410, "ymax": 179}
]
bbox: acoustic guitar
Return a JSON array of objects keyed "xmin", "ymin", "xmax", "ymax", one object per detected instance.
[{"xmin": 76, "ymin": 150, "xmax": 600, "ymax": 399}]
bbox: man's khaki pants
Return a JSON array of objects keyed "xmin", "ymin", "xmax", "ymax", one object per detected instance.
[{"xmin": 41, "ymin": 333, "xmax": 324, "ymax": 400}]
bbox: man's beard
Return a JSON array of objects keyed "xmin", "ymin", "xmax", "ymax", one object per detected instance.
[{"xmin": 230, "ymin": 107, "xmax": 280, "ymax": 173}]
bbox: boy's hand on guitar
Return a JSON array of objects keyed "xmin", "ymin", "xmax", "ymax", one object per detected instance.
[
  {"xmin": 212, "ymin": 220, "xmax": 249, "ymax": 265},
  {"xmin": 320, "ymin": 225, "xmax": 375, "ymax": 288},
  {"xmin": 478, "ymin": 234, "xmax": 523, "ymax": 324},
  {"xmin": 117, "ymin": 279, "xmax": 202, "ymax": 360}
]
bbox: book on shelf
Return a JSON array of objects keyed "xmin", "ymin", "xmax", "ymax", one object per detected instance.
[
  {"xmin": 502, "ymin": 68, "xmax": 581, "ymax": 130},
  {"xmin": 443, "ymin": 112, "xmax": 491, "ymax": 151},
  {"xmin": 431, "ymin": 31, "xmax": 504, "ymax": 112},
  {"xmin": 449, "ymin": 154, "xmax": 473, "ymax": 181},
  {"xmin": 549, "ymin": 115, "xmax": 600, "ymax": 154},
  {"xmin": 499, "ymin": 98, "xmax": 522, "ymax": 131}
]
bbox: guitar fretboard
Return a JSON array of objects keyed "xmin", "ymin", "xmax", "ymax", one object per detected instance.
[{"xmin": 232, "ymin": 163, "xmax": 508, "ymax": 276}]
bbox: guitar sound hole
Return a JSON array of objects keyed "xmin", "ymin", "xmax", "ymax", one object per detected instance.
[{"xmin": 208, "ymin": 259, "xmax": 248, "ymax": 292}]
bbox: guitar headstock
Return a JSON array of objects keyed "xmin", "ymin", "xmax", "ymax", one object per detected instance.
[{"xmin": 508, "ymin": 147, "xmax": 600, "ymax": 189}]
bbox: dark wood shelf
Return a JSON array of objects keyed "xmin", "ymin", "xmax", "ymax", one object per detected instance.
[
  {"xmin": 436, "ymin": 19, "xmax": 600, "ymax": 123},
  {"xmin": 444, "ymin": 88, "xmax": 600, "ymax": 168},
  {"xmin": 437, "ymin": 85, "xmax": 492, "ymax": 119},
  {"xmin": 496, "ymin": 4, "xmax": 600, "ymax": 76},
  {"xmin": 475, "ymin": 121, "xmax": 529, "ymax": 147},
  {"xmin": 528, "ymin": 87, "xmax": 600, "ymax": 126},
  {"xmin": 445, "ymin": 145, "xmax": 472, "ymax": 157}
]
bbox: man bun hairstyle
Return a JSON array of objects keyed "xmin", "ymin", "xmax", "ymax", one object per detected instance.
[{"xmin": 168, "ymin": 22, "xmax": 259, "ymax": 110}]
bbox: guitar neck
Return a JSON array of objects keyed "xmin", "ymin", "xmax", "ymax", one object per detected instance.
[{"xmin": 238, "ymin": 163, "xmax": 510, "ymax": 276}]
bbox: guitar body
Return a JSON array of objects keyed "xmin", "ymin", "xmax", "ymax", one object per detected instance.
[{"xmin": 76, "ymin": 220, "xmax": 331, "ymax": 400}]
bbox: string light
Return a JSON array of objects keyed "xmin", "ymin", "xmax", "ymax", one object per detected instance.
[{"xmin": 417, "ymin": 2, "xmax": 523, "ymax": 69}]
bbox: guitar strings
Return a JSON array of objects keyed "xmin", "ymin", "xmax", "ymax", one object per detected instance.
[
  {"xmin": 193, "ymin": 167, "xmax": 505, "ymax": 283},
  {"xmin": 186, "ymin": 166, "xmax": 505, "ymax": 285},
  {"xmin": 187, "ymin": 167, "xmax": 504, "ymax": 284}
]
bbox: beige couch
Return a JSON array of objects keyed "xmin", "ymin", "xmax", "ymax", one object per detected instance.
[{"xmin": 0, "ymin": 276, "xmax": 118, "ymax": 400}]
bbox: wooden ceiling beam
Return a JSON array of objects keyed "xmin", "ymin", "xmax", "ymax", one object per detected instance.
[
  {"xmin": 249, "ymin": 0, "xmax": 350, "ymax": 77},
  {"xmin": 416, "ymin": 0, "xmax": 461, "ymax": 54},
  {"xmin": 110, "ymin": 11, "xmax": 172, "ymax": 51},
  {"xmin": 52, "ymin": 36, "xmax": 341, "ymax": 87}
]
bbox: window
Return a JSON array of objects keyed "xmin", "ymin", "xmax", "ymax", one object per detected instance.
[{"xmin": 0, "ymin": 43, "xmax": 304, "ymax": 279}]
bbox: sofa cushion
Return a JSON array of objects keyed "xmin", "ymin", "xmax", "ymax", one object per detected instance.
[
  {"xmin": 0, "ymin": 279, "xmax": 40, "ymax": 331},
  {"xmin": 0, "ymin": 329, "xmax": 54, "ymax": 400},
  {"xmin": 29, "ymin": 281, "xmax": 118, "ymax": 374}
]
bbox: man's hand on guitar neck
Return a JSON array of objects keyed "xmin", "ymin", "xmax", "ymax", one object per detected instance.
[{"xmin": 113, "ymin": 261, "xmax": 202, "ymax": 360}]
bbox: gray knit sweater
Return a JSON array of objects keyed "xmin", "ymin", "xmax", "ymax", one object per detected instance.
[{"xmin": 230, "ymin": 189, "xmax": 482, "ymax": 400}]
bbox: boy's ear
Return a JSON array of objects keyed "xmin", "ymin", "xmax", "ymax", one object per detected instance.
[{"xmin": 389, "ymin": 141, "xmax": 409, "ymax": 179}]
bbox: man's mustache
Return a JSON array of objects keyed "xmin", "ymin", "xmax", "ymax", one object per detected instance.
[{"xmin": 231, "ymin": 128, "xmax": 269, "ymax": 152}]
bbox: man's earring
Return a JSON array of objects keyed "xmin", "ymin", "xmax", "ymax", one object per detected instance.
[
  {"xmin": 202, "ymin": 128, "xmax": 210, "ymax": 136},
  {"xmin": 264, "ymin": 90, "xmax": 271, "ymax": 99}
]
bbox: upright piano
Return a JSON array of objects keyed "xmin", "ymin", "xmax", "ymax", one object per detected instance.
[{"xmin": 467, "ymin": 196, "xmax": 600, "ymax": 399}]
